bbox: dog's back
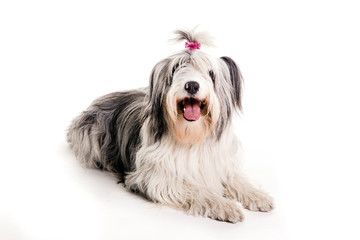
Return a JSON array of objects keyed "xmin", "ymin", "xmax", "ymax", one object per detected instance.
[{"xmin": 67, "ymin": 89, "xmax": 146, "ymax": 181}]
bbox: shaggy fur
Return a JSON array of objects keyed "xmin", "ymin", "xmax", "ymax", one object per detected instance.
[{"xmin": 67, "ymin": 28, "xmax": 274, "ymax": 222}]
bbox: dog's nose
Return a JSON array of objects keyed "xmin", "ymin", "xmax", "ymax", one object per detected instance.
[{"xmin": 184, "ymin": 81, "xmax": 200, "ymax": 95}]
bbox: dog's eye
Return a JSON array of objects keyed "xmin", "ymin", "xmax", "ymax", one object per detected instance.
[
  {"xmin": 172, "ymin": 64, "xmax": 180, "ymax": 75},
  {"xmin": 209, "ymin": 71, "xmax": 215, "ymax": 84}
]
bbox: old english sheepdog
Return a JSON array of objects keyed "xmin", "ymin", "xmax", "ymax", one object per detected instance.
[{"xmin": 67, "ymin": 28, "xmax": 274, "ymax": 223}]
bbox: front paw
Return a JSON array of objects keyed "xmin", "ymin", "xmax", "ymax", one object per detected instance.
[
  {"xmin": 240, "ymin": 190, "xmax": 274, "ymax": 212},
  {"xmin": 188, "ymin": 198, "xmax": 245, "ymax": 223},
  {"xmin": 211, "ymin": 199, "xmax": 245, "ymax": 223}
]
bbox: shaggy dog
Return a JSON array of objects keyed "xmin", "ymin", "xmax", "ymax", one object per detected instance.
[{"xmin": 67, "ymin": 28, "xmax": 274, "ymax": 222}]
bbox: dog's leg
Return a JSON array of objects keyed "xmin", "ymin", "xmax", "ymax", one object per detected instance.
[
  {"xmin": 125, "ymin": 170, "xmax": 245, "ymax": 222},
  {"xmin": 225, "ymin": 174, "xmax": 274, "ymax": 212},
  {"xmin": 182, "ymin": 185, "xmax": 245, "ymax": 223}
]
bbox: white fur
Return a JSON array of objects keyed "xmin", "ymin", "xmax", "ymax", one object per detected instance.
[
  {"xmin": 67, "ymin": 28, "xmax": 274, "ymax": 223},
  {"xmin": 126, "ymin": 119, "xmax": 273, "ymax": 222}
]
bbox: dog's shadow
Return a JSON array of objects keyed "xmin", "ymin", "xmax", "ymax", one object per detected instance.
[{"xmin": 58, "ymin": 141, "xmax": 151, "ymax": 204}]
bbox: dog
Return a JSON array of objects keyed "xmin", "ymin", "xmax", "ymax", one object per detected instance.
[{"xmin": 67, "ymin": 28, "xmax": 274, "ymax": 223}]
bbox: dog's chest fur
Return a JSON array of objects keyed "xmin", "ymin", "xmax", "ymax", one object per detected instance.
[{"xmin": 126, "ymin": 125, "xmax": 241, "ymax": 197}]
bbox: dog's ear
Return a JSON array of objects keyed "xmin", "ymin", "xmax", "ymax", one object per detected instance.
[
  {"xmin": 220, "ymin": 56, "xmax": 243, "ymax": 111},
  {"xmin": 145, "ymin": 59, "xmax": 172, "ymax": 142}
]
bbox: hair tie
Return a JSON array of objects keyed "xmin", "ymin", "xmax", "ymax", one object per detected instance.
[{"xmin": 185, "ymin": 41, "xmax": 201, "ymax": 51}]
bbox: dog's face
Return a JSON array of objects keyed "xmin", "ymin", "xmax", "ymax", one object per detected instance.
[
  {"xmin": 165, "ymin": 62, "xmax": 219, "ymax": 143},
  {"xmin": 146, "ymin": 51, "xmax": 242, "ymax": 144}
]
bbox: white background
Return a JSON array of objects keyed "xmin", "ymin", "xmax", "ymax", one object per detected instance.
[{"xmin": 1, "ymin": 0, "xmax": 360, "ymax": 239}]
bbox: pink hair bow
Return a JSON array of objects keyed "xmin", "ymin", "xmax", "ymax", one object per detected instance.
[{"xmin": 185, "ymin": 41, "xmax": 201, "ymax": 51}]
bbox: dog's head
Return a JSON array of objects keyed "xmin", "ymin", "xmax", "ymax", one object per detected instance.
[{"xmin": 145, "ymin": 28, "xmax": 243, "ymax": 144}]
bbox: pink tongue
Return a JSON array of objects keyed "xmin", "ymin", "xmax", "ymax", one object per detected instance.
[{"xmin": 184, "ymin": 101, "xmax": 201, "ymax": 121}]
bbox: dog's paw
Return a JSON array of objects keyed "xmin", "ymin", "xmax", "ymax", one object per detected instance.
[
  {"xmin": 208, "ymin": 199, "xmax": 245, "ymax": 223},
  {"xmin": 240, "ymin": 190, "xmax": 274, "ymax": 212},
  {"xmin": 187, "ymin": 198, "xmax": 245, "ymax": 223}
]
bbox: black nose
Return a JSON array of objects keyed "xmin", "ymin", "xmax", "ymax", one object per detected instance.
[{"xmin": 184, "ymin": 81, "xmax": 200, "ymax": 94}]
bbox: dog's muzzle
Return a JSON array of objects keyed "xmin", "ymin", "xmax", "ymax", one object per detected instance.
[{"xmin": 177, "ymin": 97, "xmax": 207, "ymax": 121}]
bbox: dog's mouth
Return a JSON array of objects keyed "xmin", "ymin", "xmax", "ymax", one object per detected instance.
[{"xmin": 177, "ymin": 97, "xmax": 208, "ymax": 121}]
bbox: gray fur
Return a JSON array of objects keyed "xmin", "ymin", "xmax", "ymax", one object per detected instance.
[
  {"xmin": 67, "ymin": 30, "xmax": 243, "ymax": 181},
  {"xmin": 66, "ymin": 29, "xmax": 274, "ymax": 223},
  {"xmin": 220, "ymin": 56, "xmax": 243, "ymax": 111},
  {"xmin": 67, "ymin": 90, "xmax": 146, "ymax": 181}
]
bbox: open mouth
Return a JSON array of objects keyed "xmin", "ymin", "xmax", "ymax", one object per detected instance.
[{"xmin": 177, "ymin": 97, "xmax": 208, "ymax": 121}]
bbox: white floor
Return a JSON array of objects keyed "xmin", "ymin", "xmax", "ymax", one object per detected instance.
[
  {"xmin": 1, "ymin": 1, "xmax": 360, "ymax": 239},
  {"xmin": 1, "ymin": 122, "xmax": 286, "ymax": 240}
]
